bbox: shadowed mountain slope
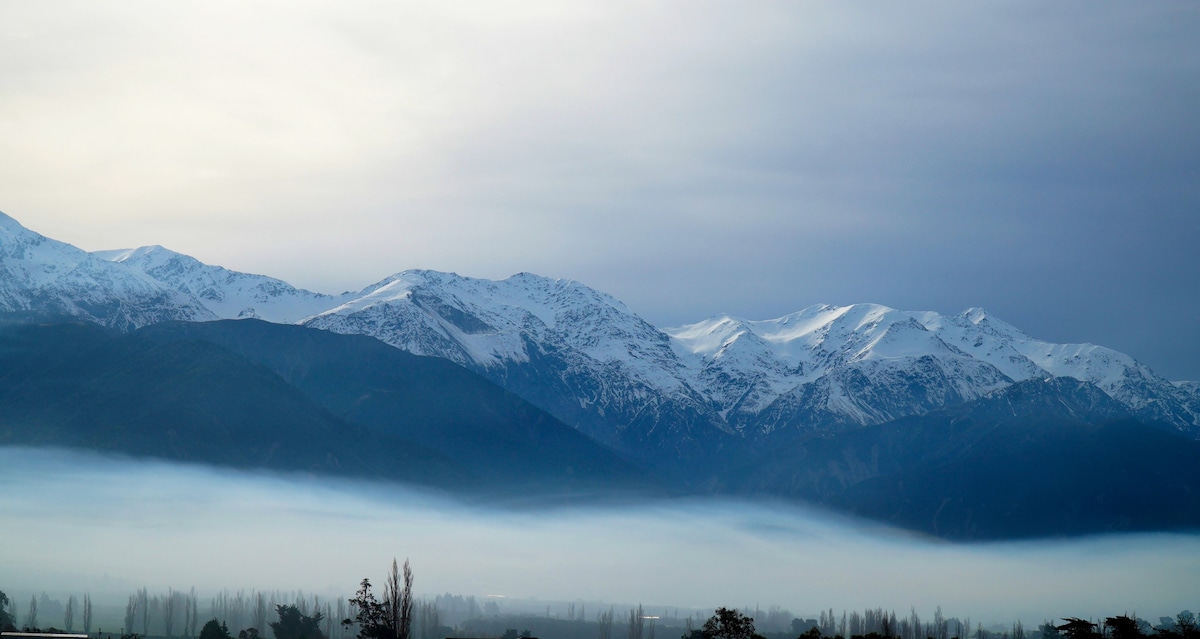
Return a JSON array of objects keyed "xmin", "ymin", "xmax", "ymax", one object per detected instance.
[
  {"xmin": 135, "ymin": 319, "xmax": 656, "ymax": 495},
  {"xmin": 0, "ymin": 319, "xmax": 472, "ymax": 487},
  {"xmin": 732, "ymin": 378, "xmax": 1200, "ymax": 539}
]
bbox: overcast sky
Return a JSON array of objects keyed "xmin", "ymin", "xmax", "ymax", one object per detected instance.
[{"xmin": 1, "ymin": 2, "xmax": 1197, "ymax": 378}]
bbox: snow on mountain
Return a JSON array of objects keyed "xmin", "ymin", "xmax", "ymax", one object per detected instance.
[
  {"xmin": 303, "ymin": 270, "xmax": 724, "ymax": 460},
  {"xmin": 671, "ymin": 304, "xmax": 1199, "ymax": 434},
  {"xmin": 94, "ymin": 245, "xmax": 355, "ymax": 323},
  {"xmin": 0, "ymin": 212, "xmax": 213, "ymax": 328},
  {"xmin": 3, "ymin": 210, "xmax": 1194, "ymax": 447},
  {"xmin": 303, "ymin": 268, "xmax": 1200, "ymax": 443},
  {"xmin": 307, "ymin": 269, "xmax": 691, "ymax": 386},
  {"xmin": 1176, "ymin": 381, "xmax": 1200, "ymax": 425},
  {"xmin": 668, "ymin": 304, "xmax": 1015, "ymax": 433},
  {"xmin": 916, "ymin": 307, "xmax": 1198, "ymax": 430}
]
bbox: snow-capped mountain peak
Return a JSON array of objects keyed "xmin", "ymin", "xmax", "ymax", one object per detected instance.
[
  {"xmin": 94, "ymin": 245, "xmax": 353, "ymax": 323},
  {"xmin": 3, "ymin": 210, "xmax": 1196, "ymax": 450},
  {"xmin": 307, "ymin": 269, "xmax": 683, "ymax": 379},
  {"xmin": 0, "ymin": 212, "xmax": 213, "ymax": 329},
  {"xmin": 665, "ymin": 304, "xmax": 1020, "ymax": 431}
]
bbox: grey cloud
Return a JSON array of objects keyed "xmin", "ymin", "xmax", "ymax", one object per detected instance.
[{"xmin": 0, "ymin": 2, "xmax": 1197, "ymax": 377}]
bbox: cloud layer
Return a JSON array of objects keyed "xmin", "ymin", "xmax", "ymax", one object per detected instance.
[{"xmin": 4, "ymin": 448, "xmax": 1200, "ymax": 626}]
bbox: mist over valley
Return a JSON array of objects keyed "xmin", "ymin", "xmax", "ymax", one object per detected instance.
[{"xmin": 5, "ymin": 447, "xmax": 1199, "ymax": 629}]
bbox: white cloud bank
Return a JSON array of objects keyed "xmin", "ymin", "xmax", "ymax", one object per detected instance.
[{"xmin": 3, "ymin": 447, "xmax": 1198, "ymax": 626}]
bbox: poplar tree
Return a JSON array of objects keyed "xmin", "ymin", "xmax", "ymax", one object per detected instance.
[
  {"xmin": 65, "ymin": 596, "xmax": 76, "ymax": 632},
  {"xmin": 83, "ymin": 595, "xmax": 94, "ymax": 636}
]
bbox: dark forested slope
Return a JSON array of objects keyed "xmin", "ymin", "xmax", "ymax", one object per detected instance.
[
  {"xmin": 732, "ymin": 378, "xmax": 1200, "ymax": 539},
  {"xmin": 136, "ymin": 319, "xmax": 654, "ymax": 495},
  {"xmin": 0, "ymin": 320, "xmax": 472, "ymax": 487}
]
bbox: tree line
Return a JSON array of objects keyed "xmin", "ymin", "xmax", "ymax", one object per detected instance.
[
  {"xmin": 3, "ymin": 574, "xmax": 1197, "ymax": 639},
  {"xmin": 684, "ymin": 607, "xmax": 1200, "ymax": 639}
]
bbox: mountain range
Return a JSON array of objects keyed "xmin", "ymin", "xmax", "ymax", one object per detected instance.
[{"xmin": 3, "ymin": 209, "xmax": 1199, "ymax": 539}]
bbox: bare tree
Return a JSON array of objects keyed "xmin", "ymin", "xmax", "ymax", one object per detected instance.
[
  {"xmin": 267, "ymin": 594, "xmax": 280, "ymax": 639},
  {"xmin": 231, "ymin": 591, "xmax": 246, "ymax": 633},
  {"xmin": 908, "ymin": 607, "xmax": 922, "ymax": 639},
  {"xmin": 83, "ymin": 594, "xmax": 93, "ymax": 636},
  {"xmin": 628, "ymin": 605, "xmax": 644, "ymax": 639},
  {"xmin": 254, "ymin": 592, "xmax": 268, "ymax": 634},
  {"xmin": 383, "ymin": 560, "xmax": 402, "ymax": 639},
  {"xmin": 598, "ymin": 608, "xmax": 614, "ymax": 639},
  {"xmin": 398, "ymin": 561, "xmax": 413, "ymax": 639},
  {"xmin": 150, "ymin": 593, "xmax": 161, "ymax": 637},
  {"xmin": 428, "ymin": 602, "xmax": 439, "ymax": 639},
  {"xmin": 138, "ymin": 588, "xmax": 151, "ymax": 637},
  {"xmin": 323, "ymin": 602, "xmax": 336, "ymax": 639},
  {"xmin": 27, "ymin": 595, "xmax": 38, "ymax": 631},
  {"xmin": 183, "ymin": 591, "xmax": 192, "ymax": 639},
  {"xmin": 190, "ymin": 589, "xmax": 200, "ymax": 637},
  {"xmin": 125, "ymin": 595, "xmax": 137, "ymax": 635},
  {"xmin": 346, "ymin": 559, "xmax": 413, "ymax": 639},
  {"xmin": 65, "ymin": 596, "xmax": 76, "ymax": 632},
  {"xmin": 164, "ymin": 589, "xmax": 178, "ymax": 637}
]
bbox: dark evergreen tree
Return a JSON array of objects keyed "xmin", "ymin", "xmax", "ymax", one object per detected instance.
[
  {"xmin": 1103, "ymin": 617, "xmax": 1142, "ymax": 639},
  {"xmin": 200, "ymin": 619, "xmax": 233, "ymax": 639},
  {"xmin": 271, "ymin": 605, "xmax": 326, "ymax": 639},
  {"xmin": 345, "ymin": 580, "xmax": 389, "ymax": 639},
  {"xmin": 1055, "ymin": 619, "xmax": 1100, "ymax": 639},
  {"xmin": 702, "ymin": 609, "xmax": 758, "ymax": 639},
  {"xmin": 0, "ymin": 591, "xmax": 16, "ymax": 632},
  {"xmin": 344, "ymin": 559, "xmax": 413, "ymax": 639}
]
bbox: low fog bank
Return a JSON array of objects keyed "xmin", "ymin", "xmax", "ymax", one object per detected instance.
[{"xmin": 3, "ymin": 447, "xmax": 1198, "ymax": 626}]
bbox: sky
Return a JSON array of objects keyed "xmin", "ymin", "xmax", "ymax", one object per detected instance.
[
  {"xmin": 6, "ymin": 448, "xmax": 1200, "ymax": 627},
  {"xmin": 0, "ymin": 2, "xmax": 1198, "ymax": 378}
]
